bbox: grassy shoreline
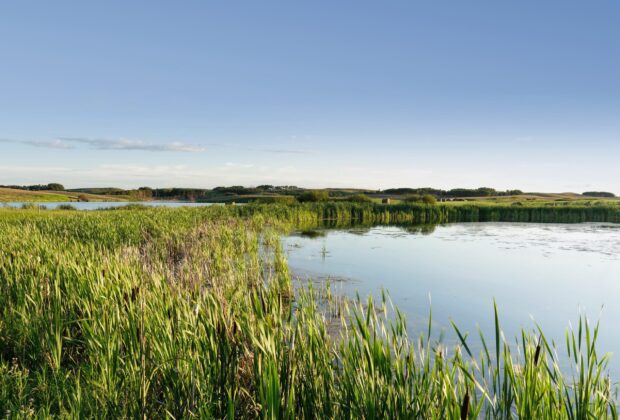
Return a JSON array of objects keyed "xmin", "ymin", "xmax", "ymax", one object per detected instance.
[{"xmin": 0, "ymin": 205, "xmax": 618, "ymax": 417}]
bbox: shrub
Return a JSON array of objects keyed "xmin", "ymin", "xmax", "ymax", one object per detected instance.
[
  {"xmin": 20, "ymin": 203, "xmax": 46, "ymax": 210},
  {"xmin": 57, "ymin": 204, "xmax": 77, "ymax": 210},
  {"xmin": 111, "ymin": 204, "xmax": 149, "ymax": 211},
  {"xmin": 421, "ymin": 194, "xmax": 437, "ymax": 205},
  {"xmin": 346, "ymin": 194, "xmax": 372, "ymax": 203},
  {"xmin": 297, "ymin": 190, "xmax": 329, "ymax": 202},
  {"xmin": 403, "ymin": 194, "xmax": 422, "ymax": 203},
  {"xmin": 403, "ymin": 194, "xmax": 437, "ymax": 205},
  {"xmin": 255, "ymin": 196, "xmax": 297, "ymax": 204}
]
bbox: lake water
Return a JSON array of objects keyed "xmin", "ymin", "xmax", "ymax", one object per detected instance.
[
  {"xmin": 0, "ymin": 201, "xmax": 218, "ymax": 210},
  {"xmin": 283, "ymin": 223, "xmax": 620, "ymax": 375}
]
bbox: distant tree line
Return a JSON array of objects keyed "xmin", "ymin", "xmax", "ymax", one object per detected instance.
[
  {"xmin": 380, "ymin": 187, "xmax": 523, "ymax": 198},
  {"xmin": 0, "ymin": 183, "xmax": 65, "ymax": 191},
  {"xmin": 65, "ymin": 185, "xmax": 306, "ymax": 201},
  {"xmin": 15, "ymin": 183, "xmax": 617, "ymax": 203},
  {"xmin": 582, "ymin": 191, "xmax": 615, "ymax": 198},
  {"xmin": 211, "ymin": 185, "xmax": 301, "ymax": 196}
]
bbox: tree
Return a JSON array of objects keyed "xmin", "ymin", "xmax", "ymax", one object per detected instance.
[
  {"xmin": 47, "ymin": 183, "xmax": 65, "ymax": 191},
  {"xmin": 137, "ymin": 187, "xmax": 153, "ymax": 199},
  {"xmin": 583, "ymin": 191, "xmax": 615, "ymax": 198}
]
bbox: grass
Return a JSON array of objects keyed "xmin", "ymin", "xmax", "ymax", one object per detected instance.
[
  {"xmin": 0, "ymin": 205, "xmax": 617, "ymax": 418},
  {"xmin": 0, "ymin": 188, "xmax": 73, "ymax": 202},
  {"xmin": 0, "ymin": 187, "xmax": 134, "ymax": 202}
]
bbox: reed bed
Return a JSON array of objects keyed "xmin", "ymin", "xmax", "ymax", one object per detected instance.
[{"xmin": 0, "ymin": 206, "xmax": 617, "ymax": 418}]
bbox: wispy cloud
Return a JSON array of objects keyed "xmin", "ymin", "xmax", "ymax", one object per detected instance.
[
  {"xmin": 1, "ymin": 137, "xmax": 315, "ymax": 154},
  {"xmin": 58, "ymin": 137, "xmax": 206, "ymax": 152},
  {"xmin": 0, "ymin": 138, "xmax": 73, "ymax": 149},
  {"xmin": 1, "ymin": 137, "xmax": 206, "ymax": 153}
]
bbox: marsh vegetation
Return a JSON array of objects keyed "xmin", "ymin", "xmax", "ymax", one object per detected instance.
[{"xmin": 0, "ymin": 204, "xmax": 618, "ymax": 418}]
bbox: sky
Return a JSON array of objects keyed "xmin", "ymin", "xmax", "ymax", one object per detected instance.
[{"xmin": 1, "ymin": 1, "xmax": 619, "ymax": 192}]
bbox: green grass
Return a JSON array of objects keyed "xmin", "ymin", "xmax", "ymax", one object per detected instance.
[
  {"xmin": 0, "ymin": 188, "xmax": 73, "ymax": 202},
  {"xmin": 0, "ymin": 187, "xmax": 134, "ymax": 202},
  {"xmin": 0, "ymin": 205, "xmax": 617, "ymax": 418}
]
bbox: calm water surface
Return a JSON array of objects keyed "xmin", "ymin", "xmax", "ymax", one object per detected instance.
[{"xmin": 283, "ymin": 223, "xmax": 620, "ymax": 374}]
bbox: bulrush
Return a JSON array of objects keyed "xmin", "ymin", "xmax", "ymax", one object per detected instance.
[{"xmin": 460, "ymin": 390, "xmax": 470, "ymax": 420}]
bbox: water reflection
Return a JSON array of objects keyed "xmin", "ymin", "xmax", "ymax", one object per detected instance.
[{"xmin": 282, "ymin": 222, "xmax": 620, "ymax": 376}]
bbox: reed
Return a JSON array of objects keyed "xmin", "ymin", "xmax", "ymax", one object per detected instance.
[{"xmin": 0, "ymin": 206, "xmax": 617, "ymax": 418}]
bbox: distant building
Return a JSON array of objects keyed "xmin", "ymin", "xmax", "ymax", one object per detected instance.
[{"xmin": 382, "ymin": 198, "xmax": 391, "ymax": 204}]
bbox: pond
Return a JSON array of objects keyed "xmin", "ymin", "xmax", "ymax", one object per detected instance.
[
  {"xmin": 283, "ymin": 222, "xmax": 620, "ymax": 375},
  {"xmin": 0, "ymin": 201, "xmax": 219, "ymax": 210}
]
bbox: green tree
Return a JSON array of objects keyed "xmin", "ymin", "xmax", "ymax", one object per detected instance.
[
  {"xmin": 47, "ymin": 183, "xmax": 65, "ymax": 191},
  {"xmin": 137, "ymin": 187, "xmax": 153, "ymax": 199}
]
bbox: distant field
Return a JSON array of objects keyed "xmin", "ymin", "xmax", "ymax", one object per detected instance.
[
  {"xmin": 444, "ymin": 193, "xmax": 620, "ymax": 207},
  {"xmin": 0, "ymin": 187, "xmax": 133, "ymax": 202},
  {"xmin": 369, "ymin": 192, "xmax": 620, "ymax": 207}
]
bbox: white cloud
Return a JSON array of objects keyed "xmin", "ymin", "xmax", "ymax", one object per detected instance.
[
  {"xmin": 0, "ymin": 137, "xmax": 206, "ymax": 153},
  {"xmin": 0, "ymin": 138, "xmax": 73, "ymax": 149},
  {"xmin": 58, "ymin": 137, "xmax": 206, "ymax": 152},
  {"xmin": 1, "ymin": 137, "xmax": 316, "ymax": 155}
]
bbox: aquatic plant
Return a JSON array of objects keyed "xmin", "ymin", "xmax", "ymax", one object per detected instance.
[{"xmin": 0, "ymin": 206, "xmax": 617, "ymax": 417}]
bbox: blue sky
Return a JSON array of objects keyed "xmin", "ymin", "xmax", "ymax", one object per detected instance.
[{"xmin": 1, "ymin": 1, "xmax": 619, "ymax": 192}]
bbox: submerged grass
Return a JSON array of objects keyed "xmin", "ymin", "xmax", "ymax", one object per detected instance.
[{"xmin": 0, "ymin": 205, "xmax": 617, "ymax": 418}]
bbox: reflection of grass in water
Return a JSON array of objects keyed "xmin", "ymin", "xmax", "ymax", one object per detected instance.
[
  {"xmin": 299, "ymin": 229, "xmax": 326, "ymax": 238},
  {"xmin": 403, "ymin": 223, "xmax": 437, "ymax": 235}
]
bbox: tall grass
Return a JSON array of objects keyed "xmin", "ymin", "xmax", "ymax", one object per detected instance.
[
  {"xmin": 0, "ymin": 206, "xmax": 617, "ymax": 418},
  {"xmin": 231, "ymin": 202, "xmax": 620, "ymax": 225}
]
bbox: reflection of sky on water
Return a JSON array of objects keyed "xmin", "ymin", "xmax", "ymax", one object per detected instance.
[{"xmin": 283, "ymin": 223, "xmax": 620, "ymax": 375}]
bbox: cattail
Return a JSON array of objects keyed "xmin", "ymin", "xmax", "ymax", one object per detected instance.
[
  {"xmin": 534, "ymin": 336, "xmax": 542, "ymax": 366},
  {"xmin": 131, "ymin": 286, "xmax": 139, "ymax": 303},
  {"xmin": 460, "ymin": 390, "xmax": 470, "ymax": 420}
]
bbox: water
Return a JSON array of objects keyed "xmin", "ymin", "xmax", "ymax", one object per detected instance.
[
  {"xmin": 1, "ymin": 201, "xmax": 219, "ymax": 210},
  {"xmin": 283, "ymin": 223, "xmax": 620, "ymax": 374}
]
